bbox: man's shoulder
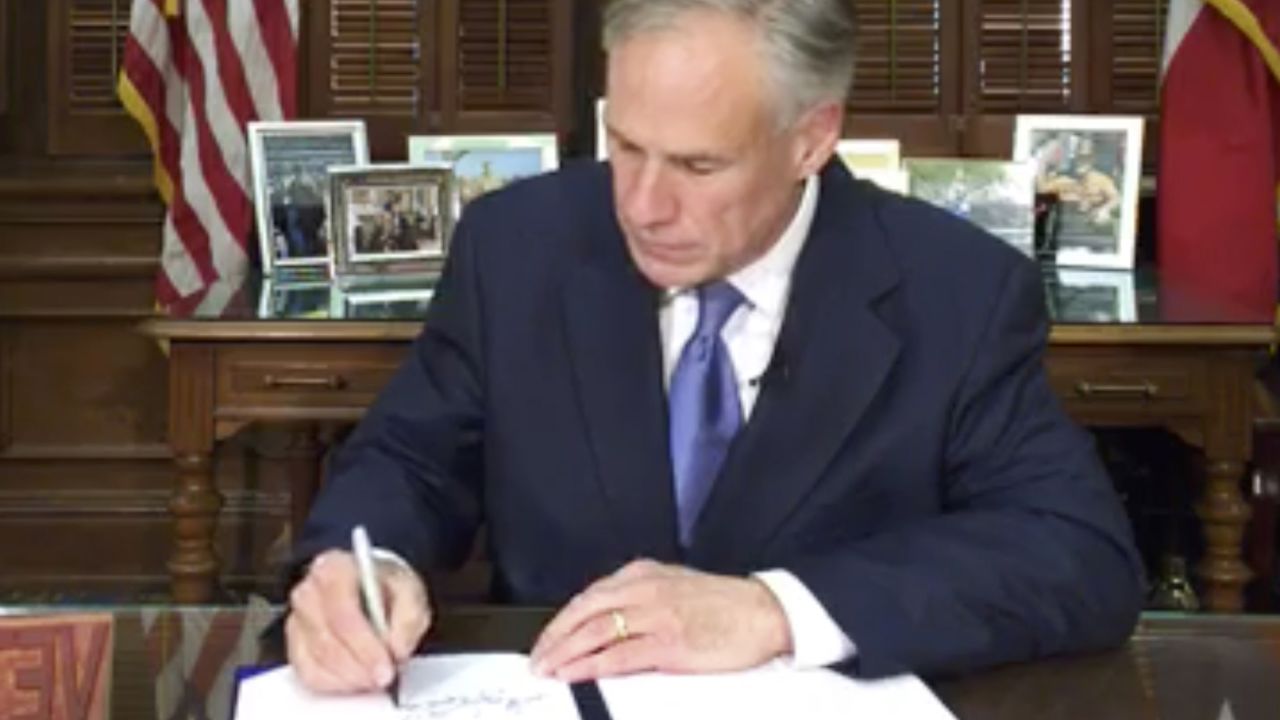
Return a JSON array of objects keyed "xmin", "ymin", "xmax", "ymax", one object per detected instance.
[
  {"xmin": 447, "ymin": 161, "xmax": 617, "ymax": 283},
  {"xmin": 842, "ymin": 178, "xmax": 1036, "ymax": 287},
  {"xmin": 460, "ymin": 161, "xmax": 610, "ymax": 234}
]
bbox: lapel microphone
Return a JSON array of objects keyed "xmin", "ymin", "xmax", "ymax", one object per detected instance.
[{"xmin": 752, "ymin": 349, "xmax": 790, "ymax": 388}]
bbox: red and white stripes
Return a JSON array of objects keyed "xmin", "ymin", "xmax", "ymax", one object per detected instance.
[{"xmin": 119, "ymin": 0, "xmax": 299, "ymax": 308}]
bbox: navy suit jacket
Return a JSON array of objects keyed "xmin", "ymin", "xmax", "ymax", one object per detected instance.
[{"xmin": 296, "ymin": 159, "xmax": 1144, "ymax": 678}]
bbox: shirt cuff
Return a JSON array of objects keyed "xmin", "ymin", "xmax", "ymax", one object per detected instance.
[{"xmin": 753, "ymin": 569, "xmax": 857, "ymax": 669}]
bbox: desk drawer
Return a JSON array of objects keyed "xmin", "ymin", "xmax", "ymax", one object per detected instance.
[
  {"xmin": 1047, "ymin": 351, "xmax": 1208, "ymax": 413},
  {"xmin": 215, "ymin": 344, "xmax": 407, "ymax": 413}
]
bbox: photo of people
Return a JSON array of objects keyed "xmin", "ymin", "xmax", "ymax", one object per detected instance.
[
  {"xmin": 408, "ymin": 134, "xmax": 558, "ymax": 208},
  {"xmin": 1014, "ymin": 116, "xmax": 1144, "ymax": 269},
  {"xmin": 904, "ymin": 159, "xmax": 1037, "ymax": 258},
  {"xmin": 328, "ymin": 165, "xmax": 456, "ymax": 284},
  {"xmin": 1044, "ymin": 268, "xmax": 1138, "ymax": 323},
  {"xmin": 266, "ymin": 160, "xmax": 329, "ymax": 261},
  {"xmin": 248, "ymin": 121, "xmax": 369, "ymax": 275},
  {"xmin": 346, "ymin": 185, "xmax": 443, "ymax": 260}
]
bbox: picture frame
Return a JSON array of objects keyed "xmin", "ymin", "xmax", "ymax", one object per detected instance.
[
  {"xmin": 248, "ymin": 120, "xmax": 369, "ymax": 276},
  {"xmin": 855, "ymin": 168, "xmax": 910, "ymax": 195},
  {"xmin": 1046, "ymin": 268, "xmax": 1138, "ymax": 323},
  {"xmin": 256, "ymin": 277, "xmax": 340, "ymax": 320},
  {"xmin": 407, "ymin": 134, "xmax": 559, "ymax": 214},
  {"xmin": 836, "ymin": 139, "xmax": 901, "ymax": 172},
  {"xmin": 1013, "ymin": 115, "xmax": 1145, "ymax": 269},
  {"xmin": 342, "ymin": 286, "xmax": 437, "ymax": 320},
  {"xmin": 903, "ymin": 158, "xmax": 1038, "ymax": 258},
  {"xmin": 596, "ymin": 97, "xmax": 608, "ymax": 160},
  {"xmin": 328, "ymin": 163, "xmax": 457, "ymax": 285}
]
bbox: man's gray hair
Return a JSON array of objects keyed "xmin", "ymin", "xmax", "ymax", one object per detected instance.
[{"xmin": 602, "ymin": 0, "xmax": 857, "ymax": 128}]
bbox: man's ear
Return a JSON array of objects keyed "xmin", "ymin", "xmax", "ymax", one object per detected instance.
[{"xmin": 792, "ymin": 101, "xmax": 844, "ymax": 178}]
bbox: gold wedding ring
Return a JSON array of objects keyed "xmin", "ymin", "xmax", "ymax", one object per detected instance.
[{"xmin": 611, "ymin": 609, "xmax": 630, "ymax": 643}]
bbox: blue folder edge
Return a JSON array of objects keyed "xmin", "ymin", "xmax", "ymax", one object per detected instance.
[{"xmin": 229, "ymin": 664, "xmax": 282, "ymax": 720}]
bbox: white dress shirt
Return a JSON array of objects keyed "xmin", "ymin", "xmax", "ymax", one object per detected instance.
[{"xmin": 658, "ymin": 175, "xmax": 856, "ymax": 668}]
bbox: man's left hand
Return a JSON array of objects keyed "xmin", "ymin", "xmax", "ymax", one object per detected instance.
[{"xmin": 529, "ymin": 559, "xmax": 792, "ymax": 682}]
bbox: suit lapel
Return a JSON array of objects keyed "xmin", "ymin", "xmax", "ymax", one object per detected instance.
[
  {"xmin": 690, "ymin": 164, "xmax": 902, "ymax": 570},
  {"xmin": 561, "ymin": 225, "xmax": 681, "ymax": 563}
]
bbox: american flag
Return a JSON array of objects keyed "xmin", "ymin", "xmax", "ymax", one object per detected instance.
[
  {"xmin": 140, "ymin": 597, "xmax": 278, "ymax": 720},
  {"xmin": 117, "ymin": 0, "xmax": 299, "ymax": 311}
]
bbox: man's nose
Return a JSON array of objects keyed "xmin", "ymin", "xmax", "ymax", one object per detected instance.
[{"xmin": 623, "ymin": 161, "xmax": 677, "ymax": 227}]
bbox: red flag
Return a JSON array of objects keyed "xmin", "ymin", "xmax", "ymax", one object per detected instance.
[
  {"xmin": 1158, "ymin": 0, "xmax": 1280, "ymax": 316},
  {"xmin": 117, "ymin": 0, "xmax": 300, "ymax": 310}
]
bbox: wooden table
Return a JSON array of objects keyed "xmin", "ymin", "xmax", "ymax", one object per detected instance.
[
  {"xmin": 140, "ymin": 270, "xmax": 1277, "ymax": 609},
  {"xmin": 23, "ymin": 605, "xmax": 1280, "ymax": 719}
]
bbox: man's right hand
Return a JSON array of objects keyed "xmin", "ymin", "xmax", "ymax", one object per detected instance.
[{"xmin": 285, "ymin": 549, "xmax": 432, "ymax": 693}]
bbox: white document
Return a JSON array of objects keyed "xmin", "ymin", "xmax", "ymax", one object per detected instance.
[
  {"xmin": 234, "ymin": 653, "xmax": 579, "ymax": 720},
  {"xmin": 598, "ymin": 661, "xmax": 956, "ymax": 720}
]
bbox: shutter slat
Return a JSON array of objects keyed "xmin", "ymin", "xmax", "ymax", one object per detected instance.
[
  {"xmin": 456, "ymin": 0, "xmax": 554, "ymax": 113},
  {"xmin": 849, "ymin": 0, "xmax": 941, "ymax": 114},
  {"xmin": 67, "ymin": 0, "xmax": 130, "ymax": 112},
  {"xmin": 1109, "ymin": 0, "xmax": 1166, "ymax": 113},
  {"xmin": 329, "ymin": 0, "xmax": 422, "ymax": 116},
  {"xmin": 976, "ymin": 0, "xmax": 1073, "ymax": 113}
]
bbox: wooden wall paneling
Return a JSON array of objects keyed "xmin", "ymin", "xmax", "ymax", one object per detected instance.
[
  {"xmin": 2, "ymin": 0, "xmax": 47, "ymax": 156},
  {"xmin": 0, "ymin": 322, "xmax": 166, "ymax": 452},
  {"xmin": 0, "ymin": 318, "xmax": 11, "ymax": 455},
  {"xmin": 0, "ymin": 442, "xmax": 291, "ymax": 595},
  {"xmin": 0, "ymin": 0, "xmax": 10, "ymax": 117},
  {"xmin": 45, "ymin": 0, "xmax": 146, "ymax": 156}
]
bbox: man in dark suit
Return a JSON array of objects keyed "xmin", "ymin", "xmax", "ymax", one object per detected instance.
[{"xmin": 285, "ymin": 0, "xmax": 1143, "ymax": 694}]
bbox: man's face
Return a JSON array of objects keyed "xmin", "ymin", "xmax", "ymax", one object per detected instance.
[{"xmin": 605, "ymin": 11, "xmax": 837, "ymax": 289}]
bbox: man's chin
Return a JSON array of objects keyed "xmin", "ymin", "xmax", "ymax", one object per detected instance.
[{"xmin": 633, "ymin": 257, "xmax": 712, "ymax": 290}]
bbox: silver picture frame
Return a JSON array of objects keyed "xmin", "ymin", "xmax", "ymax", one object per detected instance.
[{"xmin": 248, "ymin": 120, "xmax": 369, "ymax": 276}]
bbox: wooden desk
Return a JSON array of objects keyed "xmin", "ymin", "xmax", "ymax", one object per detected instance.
[
  {"xmin": 26, "ymin": 605, "xmax": 1280, "ymax": 718},
  {"xmin": 140, "ymin": 272, "xmax": 1277, "ymax": 609}
]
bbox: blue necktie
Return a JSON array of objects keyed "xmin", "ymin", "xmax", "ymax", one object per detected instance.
[{"xmin": 669, "ymin": 281, "xmax": 745, "ymax": 547}]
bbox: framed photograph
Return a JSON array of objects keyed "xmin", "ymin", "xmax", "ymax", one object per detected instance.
[
  {"xmin": 407, "ymin": 134, "xmax": 558, "ymax": 212},
  {"xmin": 1013, "ymin": 115, "xmax": 1144, "ymax": 269},
  {"xmin": 342, "ymin": 286, "xmax": 436, "ymax": 320},
  {"xmin": 256, "ymin": 277, "xmax": 339, "ymax": 319},
  {"xmin": 1046, "ymin": 268, "xmax": 1138, "ymax": 323},
  {"xmin": 596, "ymin": 97, "xmax": 608, "ymax": 160},
  {"xmin": 855, "ymin": 168, "xmax": 910, "ymax": 194},
  {"xmin": 836, "ymin": 139, "xmax": 901, "ymax": 172},
  {"xmin": 904, "ymin": 158, "xmax": 1037, "ymax": 258},
  {"xmin": 248, "ymin": 120, "xmax": 369, "ymax": 276},
  {"xmin": 329, "ymin": 164, "xmax": 457, "ymax": 285}
]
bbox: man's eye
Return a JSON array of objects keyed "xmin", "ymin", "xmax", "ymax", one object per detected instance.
[{"xmin": 680, "ymin": 159, "xmax": 718, "ymax": 176}]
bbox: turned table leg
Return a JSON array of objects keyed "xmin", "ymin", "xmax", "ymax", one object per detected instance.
[
  {"xmin": 167, "ymin": 345, "xmax": 221, "ymax": 603},
  {"xmin": 1195, "ymin": 458, "xmax": 1253, "ymax": 612},
  {"xmin": 1194, "ymin": 354, "xmax": 1255, "ymax": 612}
]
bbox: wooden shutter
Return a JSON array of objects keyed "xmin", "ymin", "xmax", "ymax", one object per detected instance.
[
  {"xmin": 456, "ymin": 0, "xmax": 550, "ymax": 112},
  {"xmin": 328, "ymin": 0, "xmax": 423, "ymax": 117},
  {"xmin": 847, "ymin": 0, "xmax": 959, "ymax": 156},
  {"xmin": 851, "ymin": 0, "xmax": 943, "ymax": 114},
  {"xmin": 441, "ymin": 0, "xmax": 567, "ymax": 132},
  {"xmin": 974, "ymin": 0, "xmax": 1074, "ymax": 113},
  {"xmin": 48, "ymin": 0, "xmax": 143, "ymax": 155},
  {"xmin": 312, "ymin": 0, "xmax": 430, "ymax": 158},
  {"xmin": 1106, "ymin": 0, "xmax": 1166, "ymax": 115}
]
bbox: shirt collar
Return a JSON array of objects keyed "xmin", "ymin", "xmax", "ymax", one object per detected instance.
[{"xmin": 660, "ymin": 174, "xmax": 819, "ymax": 319}]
